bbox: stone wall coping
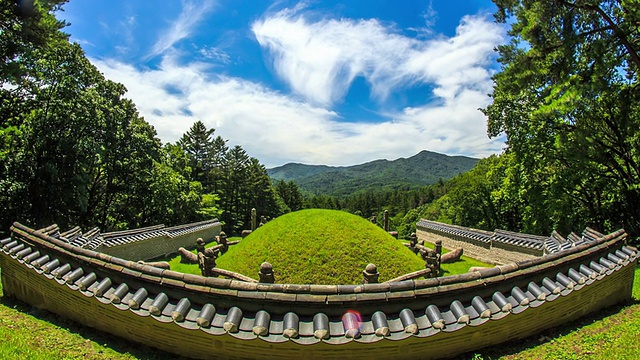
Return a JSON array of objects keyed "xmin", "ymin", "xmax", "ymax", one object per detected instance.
[{"xmin": 10, "ymin": 221, "xmax": 628, "ymax": 302}]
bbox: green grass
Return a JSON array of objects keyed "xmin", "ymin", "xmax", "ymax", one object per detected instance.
[
  {"xmin": 161, "ymin": 238, "xmax": 240, "ymax": 275},
  {"xmin": 0, "ymin": 266, "xmax": 638, "ymax": 359},
  {"xmin": 461, "ymin": 265, "xmax": 640, "ymax": 360},
  {"xmin": 163, "ymin": 209, "xmax": 492, "ymax": 283},
  {"xmin": 215, "ymin": 209, "xmax": 426, "ymax": 284}
]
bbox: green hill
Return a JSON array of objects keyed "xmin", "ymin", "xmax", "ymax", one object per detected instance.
[
  {"xmin": 215, "ymin": 209, "xmax": 425, "ymax": 284},
  {"xmin": 268, "ymin": 150, "xmax": 478, "ymax": 196}
]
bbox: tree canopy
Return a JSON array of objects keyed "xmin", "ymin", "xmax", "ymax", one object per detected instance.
[
  {"xmin": 480, "ymin": 0, "xmax": 640, "ymax": 236},
  {"xmin": 0, "ymin": 2, "xmax": 281, "ymax": 235}
]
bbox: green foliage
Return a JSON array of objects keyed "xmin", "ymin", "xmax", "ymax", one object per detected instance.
[
  {"xmin": 275, "ymin": 180, "xmax": 304, "ymax": 212},
  {"xmin": 176, "ymin": 120, "xmax": 220, "ymax": 191},
  {"xmin": 0, "ymin": 4, "xmax": 216, "ymax": 233},
  {"xmin": 420, "ymin": 154, "xmax": 530, "ymax": 233},
  {"xmin": 268, "ymin": 150, "xmax": 478, "ymax": 197},
  {"xmin": 483, "ymin": 0, "xmax": 640, "ymax": 237},
  {"xmin": 215, "ymin": 209, "xmax": 426, "ymax": 284},
  {"xmin": 197, "ymin": 193, "xmax": 221, "ymax": 219},
  {"xmin": 173, "ymin": 121, "xmax": 280, "ymax": 234}
]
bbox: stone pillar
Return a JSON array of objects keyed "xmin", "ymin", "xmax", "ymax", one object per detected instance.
[
  {"xmin": 196, "ymin": 238, "xmax": 205, "ymax": 253},
  {"xmin": 435, "ymin": 240, "xmax": 442, "ymax": 257},
  {"xmin": 218, "ymin": 231, "xmax": 229, "ymax": 254},
  {"xmin": 362, "ymin": 263, "xmax": 379, "ymax": 284},
  {"xmin": 409, "ymin": 233, "xmax": 418, "ymax": 254},
  {"xmin": 383, "ymin": 210, "xmax": 389, "ymax": 232},
  {"xmin": 434, "ymin": 240, "xmax": 442, "ymax": 276},
  {"xmin": 197, "ymin": 238, "xmax": 218, "ymax": 277},
  {"xmin": 251, "ymin": 208, "xmax": 257, "ymax": 231},
  {"xmin": 259, "ymin": 262, "xmax": 276, "ymax": 283}
]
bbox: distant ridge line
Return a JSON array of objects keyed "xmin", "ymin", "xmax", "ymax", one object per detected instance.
[{"xmin": 267, "ymin": 150, "xmax": 479, "ymax": 196}]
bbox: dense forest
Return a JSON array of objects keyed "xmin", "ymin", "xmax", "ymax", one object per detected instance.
[
  {"xmin": 0, "ymin": 0, "xmax": 282, "ymax": 235},
  {"xmin": 2, "ymin": 1, "xmax": 639, "ymax": 244}
]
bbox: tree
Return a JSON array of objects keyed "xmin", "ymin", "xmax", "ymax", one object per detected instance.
[
  {"xmin": 177, "ymin": 120, "xmax": 216, "ymax": 191},
  {"xmin": 0, "ymin": 3, "xmax": 213, "ymax": 233},
  {"xmin": 275, "ymin": 180, "xmax": 304, "ymax": 212},
  {"xmin": 484, "ymin": 0, "xmax": 640, "ymax": 236}
]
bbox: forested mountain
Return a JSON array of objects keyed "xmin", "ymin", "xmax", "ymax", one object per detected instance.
[{"xmin": 268, "ymin": 150, "xmax": 478, "ymax": 196}]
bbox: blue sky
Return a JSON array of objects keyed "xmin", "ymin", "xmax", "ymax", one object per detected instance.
[{"xmin": 58, "ymin": 0, "xmax": 507, "ymax": 167}]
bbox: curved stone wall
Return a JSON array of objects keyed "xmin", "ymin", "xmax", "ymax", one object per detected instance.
[{"xmin": 0, "ymin": 221, "xmax": 637, "ymax": 359}]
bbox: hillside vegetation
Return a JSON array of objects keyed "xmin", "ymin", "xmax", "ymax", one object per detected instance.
[
  {"xmin": 215, "ymin": 209, "xmax": 425, "ymax": 284},
  {"xmin": 268, "ymin": 150, "xmax": 478, "ymax": 196}
]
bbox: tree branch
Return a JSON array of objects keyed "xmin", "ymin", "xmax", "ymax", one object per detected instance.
[{"xmin": 557, "ymin": 0, "xmax": 640, "ymax": 69}]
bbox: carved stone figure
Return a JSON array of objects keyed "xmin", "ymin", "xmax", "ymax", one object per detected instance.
[
  {"xmin": 409, "ymin": 233, "xmax": 419, "ymax": 254},
  {"xmin": 420, "ymin": 240, "xmax": 442, "ymax": 278},
  {"xmin": 197, "ymin": 240, "xmax": 219, "ymax": 277},
  {"xmin": 217, "ymin": 231, "xmax": 228, "ymax": 254}
]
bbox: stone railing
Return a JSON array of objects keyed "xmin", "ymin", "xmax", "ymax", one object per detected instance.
[
  {"xmin": 415, "ymin": 219, "xmax": 608, "ymax": 264},
  {"xmin": 1, "ymin": 221, "xmax": 636, "ymax": 359}
]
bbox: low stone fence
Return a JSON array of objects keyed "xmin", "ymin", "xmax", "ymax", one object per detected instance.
[
  {"xmin": 416, "ymin": 220, "xmax": 545, "ymax": 264},
  {"xmin": 97, "ymin": 220, "xmax": 222, "ymax": 261},
  {"xmin": 2, "ymin": 221, "xmax": 636, "ymax": 360}
]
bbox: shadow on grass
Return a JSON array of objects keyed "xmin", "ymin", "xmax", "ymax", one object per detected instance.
[{"xmin": 0, "ymin": 294, "xmax": 185, "ymax": 360}]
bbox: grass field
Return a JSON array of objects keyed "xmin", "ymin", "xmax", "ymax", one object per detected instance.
[
  {"xmin": 0, "ymin": 265, "xmax": 638, "ymax": 359},
  {"xmin": 163, "ymin": 209, "xmax": 492, "ymax": 283},
  {"xmin": 164, "ymin": 238, "xmax": 491, "ymax": 279}
]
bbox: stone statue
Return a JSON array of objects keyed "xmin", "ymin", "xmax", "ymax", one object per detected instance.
[
  {"xmin": 420, "ymin": 240, "xmax": 442, "ymax": 278},
  {"xmin": 409, "ymin": 233, "xmax": 419, "ymax": 254},
  {"xmin": 196, "ymin": 238, "xmax": 222, "ymax": 276},
  {"xmin": 217, "ymin": 231, "xmax": 228, "ymax": 254}
]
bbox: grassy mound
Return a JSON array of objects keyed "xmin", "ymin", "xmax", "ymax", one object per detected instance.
[{"xmin": 215, "ymin": 209, "xmax": 425, "ymax": 284}]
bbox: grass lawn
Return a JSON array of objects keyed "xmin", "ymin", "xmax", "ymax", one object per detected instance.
[
  {"xmin": 164, "ymin": 237, "xmax": 492, "ymax": 279},
  {"xmin": 214, "ymin": 209, "xmax": 428, "ymax": 284},
  {"xmin": 163, "ymin": 209, "xmax": 493, "ymax": 283},
  {"xmin": 0, "ymin": 263, "xmax": 638, "ymax": 359}
]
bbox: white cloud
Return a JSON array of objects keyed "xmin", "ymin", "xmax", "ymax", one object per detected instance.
[
  {"xmin": 252, "ymin": 9, "xmax": 504, "ymax": 106},
  {"xmin": 90, "ymin": 10, "xmax": 506, "ymax": 167},
  {"xmin": 148, "ymin": 0, "xmax": 216, "ymax": 58},
  {"xmin": 198, "ymin": 46, "xmax": 231, "ymax": 64}
]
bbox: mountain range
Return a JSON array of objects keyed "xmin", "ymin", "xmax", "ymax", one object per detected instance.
[{"xmin": 267, "ymin": 150, "xmax": 479, "ymax": 196}]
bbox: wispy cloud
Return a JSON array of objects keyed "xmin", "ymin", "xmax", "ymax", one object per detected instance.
[
  {"xmin": 90, "ymin": 10, "xmax": 506, "ymax": 167},
  {"xmin": 198, "ymin": 46, "xmax": 231, "ymax": 64},
  {"xmin": 252, "ymin": 7, "xmax": 503, "ymax": 107},
  {"xmin": 148, "ymin": 0, "xmax": 216, "ymax": 58}
]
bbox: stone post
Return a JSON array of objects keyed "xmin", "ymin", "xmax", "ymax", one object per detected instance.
[
  {"xmin": 409, "ymin": 233, "xmax": 419, "ymax": 254},
  {"xmin": 259, "ymin": 262, "xmax": 276, "ymax": 283},
  {"xmin": 434, "ymin": 240, "xmax": 442, "ymax": 276},
  {"xmin": 197, "ymin": 238, "xmax": 218, "ymax": 277},
  {"xmin": 362, "ymin": 263, "xmax": 380, "ymax": 284},
  {"xmin": 251, "ymin": 208, "xmax": 257, "ymax": 231},
  {"xmin": 383, "ymin": 210, "xmax": 389, "ymax": 232},
  {"xmin": 218, "ymin": 231, "xmax": 229, "ymax": 254}
]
